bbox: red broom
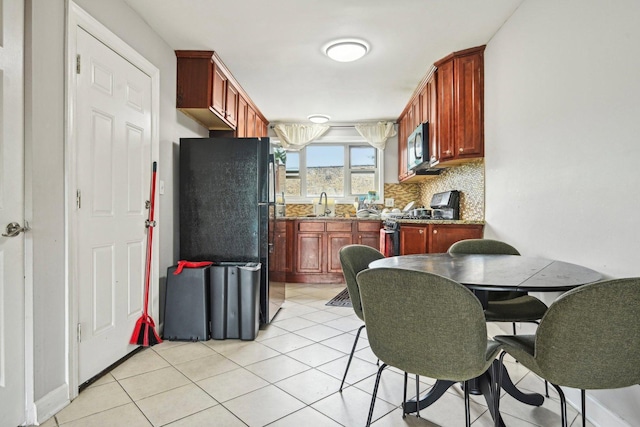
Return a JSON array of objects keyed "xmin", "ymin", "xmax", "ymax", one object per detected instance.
[{"xmin": 130, "ymin": 161, "xmax": 162, "ymax": 346}]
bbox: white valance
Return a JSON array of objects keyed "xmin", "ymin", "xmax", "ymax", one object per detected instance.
[
  {"xmin": 273, "ymin": 123, "xmax": 330, "ymax": 150},
  {"xmin": 354, "ymin": 121, "xmax": 397, "ymax": 150}
]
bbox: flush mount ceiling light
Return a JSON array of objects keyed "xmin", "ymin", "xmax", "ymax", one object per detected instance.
[
  {"xmin": 307, "ymin": 114, "xmax": 331, "ymax": 124},
  {"xmin": 324, "ymin": 39, "xmax": 370, "ymax": 62}
]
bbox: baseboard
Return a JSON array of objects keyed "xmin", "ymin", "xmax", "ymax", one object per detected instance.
[
  {"xmin": 563, "ymin": 388, "xmax": 633, "ymax": 427},
  {"xmin": 35, "ymin": 384, "xmax": 69, "ymax": 425}
]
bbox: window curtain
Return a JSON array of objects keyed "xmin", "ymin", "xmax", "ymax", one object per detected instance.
[
  {"xmin": 354, "ymin": 121, "xmax": 397, "ymax": 150},
  {"xmin": 273, "ymin": 123, "xmax": 330, "ymax": 150}
]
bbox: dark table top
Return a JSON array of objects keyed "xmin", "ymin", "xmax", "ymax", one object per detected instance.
[{"xmin": 369, "ymin": 253, "xmax": 602, "ymax": 292}]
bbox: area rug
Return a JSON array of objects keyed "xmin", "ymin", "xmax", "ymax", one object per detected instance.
[{"xmin": 326, "ymin": 288, "xmax": 352, "ymax": 307}]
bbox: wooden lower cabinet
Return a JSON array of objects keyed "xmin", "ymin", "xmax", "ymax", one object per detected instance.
[
  {"xmin": 400, "ymin": 223, "xmax": 483, "ymax": 255},
  {"xmin": 429, "ymin": 224, "xmax": 483, "ymax": 253},
  {"xmin": 289, "ymin": 220, "xmax": 381, "ymax": 283},
  {"xmin": 355, "ymin": 221, "xmax": 382, "ymax": 249},
  {"xmin": 399, "ymin": 225, "xmax": 429, "ymax": 255}
]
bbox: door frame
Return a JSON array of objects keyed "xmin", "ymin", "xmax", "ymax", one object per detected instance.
[{"xmin": 65, "ymin": 1, "xmax": 160, "ymax": 398}]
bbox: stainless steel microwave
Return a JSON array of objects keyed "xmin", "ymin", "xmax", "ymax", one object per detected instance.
[{"xmin": 407, "ymin": 122, "xmax": 429, "ymax": 170}]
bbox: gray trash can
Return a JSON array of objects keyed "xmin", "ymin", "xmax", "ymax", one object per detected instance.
[
  {"xmin": 210, "ymin": 262, "xmax": 261, "ymax": 340},
  {"xmin": 163, "ymin": 265, "xmax": 210, "ymax": 341}
]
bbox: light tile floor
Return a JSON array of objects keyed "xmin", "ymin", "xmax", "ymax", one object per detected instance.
[{"xmin": 41, "ymin": 283, "xmax": 593, "ymax": 427}]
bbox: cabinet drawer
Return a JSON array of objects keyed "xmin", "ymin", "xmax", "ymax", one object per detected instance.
[
  {"xmin": 298, "ymin": 222, "xmax": 325, "ymax": 232},
  {"xmin": 357, "ymin": 221, "xmax": 381, "ymax": 232},
  {"xmin": 326, "ymin": 222, "xmax": 352, "ymax": 232}
]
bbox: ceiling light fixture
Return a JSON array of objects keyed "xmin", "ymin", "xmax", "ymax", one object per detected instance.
[
  {"xmin": 324, "ymin": 39, "xmax": 370, "ymax": 62},
  {"xmin": 308, "ymin": 114, "xmax": 331, "ymax": 124}
]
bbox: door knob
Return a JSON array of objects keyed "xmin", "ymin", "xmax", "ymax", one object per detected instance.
[{"xmin": 2, "ymin": 222, "xmax": 29, "ymax": 237}]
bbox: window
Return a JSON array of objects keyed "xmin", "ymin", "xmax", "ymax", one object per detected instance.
[{"xmin": 282, "ymin": 142, "xmax": 382, "ymax": 204}]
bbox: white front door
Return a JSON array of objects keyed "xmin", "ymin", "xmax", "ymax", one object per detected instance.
[
  {"xmin": 75, "ymin": 27, "xmax": 152, "ymax": 383},
  {"xmin": 0, "ymin": 0, "xmax": 26, "ymax": 425}
]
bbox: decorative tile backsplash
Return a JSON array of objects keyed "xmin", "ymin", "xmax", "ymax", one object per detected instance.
[
  {"xmin": 418, "ymin": 160, "xmax": 485, "ymax": 220},
  {"xmin": 284, "ymin": 160, "xmax": 484, "ymax": 220}
]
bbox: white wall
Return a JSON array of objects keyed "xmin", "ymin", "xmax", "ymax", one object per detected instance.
[
  {"xmin": 27, "ymin": 0, "xmax": 205, "ymax": 414},
  {"xmin": 25, "ymin": 0, "xmax": 67, "ymax": 402},
  {"xmin": 484, "ymin": 0, "xmax": 640, "ymax": 424}
]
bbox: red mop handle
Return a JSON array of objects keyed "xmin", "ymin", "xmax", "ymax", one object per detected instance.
[{"xmin": 142, "ymin": 162, "xmax": 157, "ymax": 316}]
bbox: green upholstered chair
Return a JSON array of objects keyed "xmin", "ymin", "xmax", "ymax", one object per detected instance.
[
  {"xmin": 447, "ymin": 239, "xmax": 549, "ymax": 333},
  {"xmin": 494, "ymin": 278, "xmax": 640, "ymax": 427},
  {"xmin": 356, "ymin": 267, "xmax": 502, "ymax": 427},
  {"xmin": 338, "ymin": 244, "xmax": 385, "ymax": 392}
]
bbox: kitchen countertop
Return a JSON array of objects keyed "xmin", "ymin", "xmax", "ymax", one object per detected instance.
[{"xmin": 281, "ymin": 216, "xmax": 484, "ymax": 225}]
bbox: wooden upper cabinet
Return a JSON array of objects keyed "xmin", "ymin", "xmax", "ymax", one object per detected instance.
[
  {"xmin": 454, "ymin": 52, "xmax": 484, "ymax": 158},
  {"xmin": 176, "ymin": 50, "xmax": 267, "ymax": 133},
  {"xmin": 247, "ymin": 105, "xmax": 257, "ymax": 137},
  {"xmin": 435, "ymin": 45, "xmax": 485, "ymax": 164},
  {"xmin": 237, "ymin": 96, "xmax": 248, "ymax": 138},
  {"xmin": 410, "ymin": 96, "xmax": 421, "ymax": 130},
  {"xmin": 224, "ymin": 80, "xmax": 239, "ymax": 127},
  {"xmin": 397, "ymin": 45, "xmax": 484, "ymax": 177},
  {"xmin": 211, "ymin": 63, "xmax": 227, "ymax": 118},
  {"xmin": 436, "ymin": 59, "xmax": 455, "ymax": 162}
]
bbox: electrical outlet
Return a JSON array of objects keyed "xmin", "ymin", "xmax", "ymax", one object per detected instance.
[{"xmin": 384, "ymin": 198, "xmax": 394, "ymax": 207}]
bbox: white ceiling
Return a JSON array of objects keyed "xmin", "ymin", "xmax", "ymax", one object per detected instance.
[{"xmin": 123, "ymin": 0, "xmax": 523, "ymax": 124}]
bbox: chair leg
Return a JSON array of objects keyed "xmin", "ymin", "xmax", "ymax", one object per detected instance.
[
  {"xmin": 366, "ymin": 363, "xmax": 387, "ymax": 427},
  {"xmin": 581, "ymin": 389, "xmax": 586, "ymax": 426},
  {"xmin": 416, "ymin": 375, "xmax": 420, "ymax": 418},
  {"xmin": 339, "ymin": 324, "xmax": 365, "ymax": 392},
  {"xmin": 550, "ymin": 383, "xmax": 568, "ymax": 427},
  {"xmin": 512, "ymin": 322, "xmax": 517, "ymax": 335},
  {"xmin": 463, "ymin": 379, "xmax": 471, "ymax": 427},
  {"xmin": 494, "ymin": 352, "xmax": 506, "ymax": 427},
  {"xmin": 402, "ymin": 372, "xmax": 408, "ymax": 419}
]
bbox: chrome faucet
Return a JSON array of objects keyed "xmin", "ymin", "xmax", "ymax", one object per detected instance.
[{"xmin": 319, "ymin": 192, "xmax": 330, "ymax": 216}]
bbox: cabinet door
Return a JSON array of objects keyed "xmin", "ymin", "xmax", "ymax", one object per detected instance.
[
  {"xmin": 454, "ymin": 52, "xmax": 484, "ymax": 158},
  {"xmin": 236, "ymin": 96, "xmax": 248, "ymax": 137},
  {"xmin": 247, "ymin": 105, "xmax": 257, "ymax": 137},
  {"xmin": 284, "ymin": 221, "xmax": 294, "ymax": 273},
  {"xmin": 327, "ymin": 233, "xmax": 353, "ymax": 273},
  {"xmin": 225, "ymin": 81, "xmax": 238, "ymax": 127},
  {"xmin": 420, "ymin": 84, "xmax": 429, "ymax": 124},
  {"xmin": 255, "ymin": 116, "xmax": 266, "ymax": 138},
  {"xmin": 399, "ymin": 225, "xmax": 428, "ymax": 255},
  {"xmin": 437, "ymin": 60, "xmax": 455, "ymax": 162},
  {"xmin": 356, "ymin": 232, "xmax": 380, "ymax": 250},
  {"xmin": 411, "ymin": 96, "xmax": 421, "ymax": 129},
  {"xmin": 175, "ymin": 53, "xmax": 212, "ymax": 108},
  {"xmin": 429, "ymin": 224, "xmax": 483, "ymax": 253},
  {"xmin": 211, "ymin": 63, "xmax": 227, "ymax": 117},
  {"xmin": 296, "ymin": 232, "xmax": 323, "ymax": 273},
  {"xmin": 355, "ymin": 221, "xmax": 381, "ymax": 250}
]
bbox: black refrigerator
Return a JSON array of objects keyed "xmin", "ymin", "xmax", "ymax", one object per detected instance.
[{"xmin": 179, "ymin": 137, "xmax": 285, "ymax": 324}]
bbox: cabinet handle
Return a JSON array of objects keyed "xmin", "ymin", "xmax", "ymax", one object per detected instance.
[
  {"xmin": 419, "ymin": 229, "xmax": 424, "ymax": 234},
  {"xmin": 433, "ymin": 229, "xmax": 438, "ymax": 234},
  {"xmin": 445, "ymin": 150, "xmax": 451, "ymax": 155},
  {"xmin": 459, "ymin": 147, "xmax": 464, "ymax": 152}
]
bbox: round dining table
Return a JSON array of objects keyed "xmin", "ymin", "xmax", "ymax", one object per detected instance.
[{"xmin": 368, "ymin": 253, "xmax": 603, "ymax": 426}]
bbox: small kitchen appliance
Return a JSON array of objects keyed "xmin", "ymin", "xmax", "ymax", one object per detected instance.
[{"xmin": 430, "ymin": 190, "xmax": 460, "ymax": 220}]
